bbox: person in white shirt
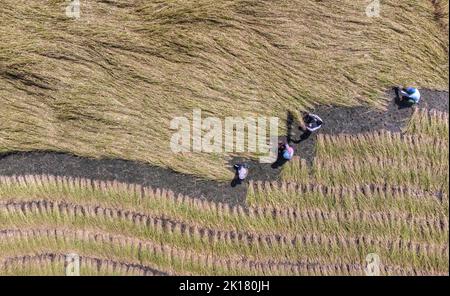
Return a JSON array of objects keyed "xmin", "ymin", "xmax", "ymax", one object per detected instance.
[
  {"xmin": 395, "ymin": 86, "xmax": 421, "ymax": 107},
  {"xmin": 300, "ymin": 113, "xmax": 323, "ymax": 140},
  {"xmin": 234, "ymin": 164, "xmax": 249, "ymax": 181}
]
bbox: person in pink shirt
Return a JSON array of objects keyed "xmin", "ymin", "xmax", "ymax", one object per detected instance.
[{"xmin": 279, "ymin": 142, "xmax": 294, "ymax": 160}]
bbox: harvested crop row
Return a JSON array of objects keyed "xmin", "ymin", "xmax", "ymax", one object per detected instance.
[
  {"xmin": 247, "ymin": 180, "xmax": 448, "ymax": 216},
  {"xmin": 282, "ymin": 124, "xmax": 449, "ymax": 194},
  {"xmin": 1, "ymin": 191, "xmax": 448, "ymax": 246},
  {"xmin": 280, "ymin": 157, "xmax": 310, "ymax": 183},
  {"xmin": 312, "ymin": 155, "xmax": 448, "ymax": 193},
  {"xmin": 0, "ymin": 228, "xmax": 443, "ymax": 276},
  {"xmin": 0, "ymin": 228, "xmax": 361, "ymax": 276},
  {"xmin": 312, "ymin": 129, "xmax": 449, "ymax": 193},
  {"xmin": 406, "ymin": 108, "xmax": 449, "ymax": 140},
  {"xmin": 1, "ymin": 175, "xmax": 448, "ymax": 273},
  {"xmin": 0, "ymin": 199, "xmax": 448, "ymax": 272},
  {"xmin": 316, "ymin": 131, "xmax": 448, "ymax": 164},
  {"xmin": 2, "ymin": 175, "xmax": 447, "ymax": 241},
  {"xmin": 0, "ymin": 253, "xmax": 164, "ymax": 276}
]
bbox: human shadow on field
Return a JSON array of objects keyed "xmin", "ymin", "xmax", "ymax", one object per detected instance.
[
  {"xmin": 230, "ymin": 176, "xmax": 242, "ymax": 188},
  {"xmin": 289, "ymin": 111, "xmax": 313, "ymax": 144},
  {"xmin": 291, "ymin": 129, "xmax": 312, "ymax": 143},
  {"xmin": 286, "ymin": 110, "xmax": 295, "ymax": 144},
  {"xmin": 270, "ymin": 154, "xmax": 288, "ymax": 169},
  {"xmin": 271, "ymin": 111, "xmax": 295, "ymax": 169},
  {"xmin": 270, "ymin": 145, "xmax": 289, "ymax": 169}
]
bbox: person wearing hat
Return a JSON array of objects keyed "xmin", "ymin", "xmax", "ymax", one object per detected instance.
[{"xmin": 395, "ymin": 86, "xmax": 421, "ymax": 106}]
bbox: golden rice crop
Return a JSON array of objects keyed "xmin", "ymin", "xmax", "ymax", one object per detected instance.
[
  {"xmin": 0, "ymin": 227, "xmax": 446, "ymax": 276},
  {"xmin": 0, "ymin": 0, "xmax": 448, "ymax": 180},
  {"xmin": 0, "ymin": 175, "xmax": 448, "ymax": 275},
  {"xmin": 406, "ymin": 108, "xmax": 449, "ymax": 140},
  {"xmin": 0, "ymin": 253, "xmax": 160, "ymax": 276},
  {"xmin": 282, "ymin": 125, "xmax": 449, "ymax": 193}
]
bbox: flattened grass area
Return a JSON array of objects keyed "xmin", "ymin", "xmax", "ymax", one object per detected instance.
[{"xmin": 1, "ymin": 0, "xmax": 448, "ymax": 180}]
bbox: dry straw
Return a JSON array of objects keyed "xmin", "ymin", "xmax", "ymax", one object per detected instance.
[
  {"xmin": 0, "ymin": 176, "xmax": 448, "ymax": 274},
  {"xmin": 0, "ymin": 0, "xmax": 448, "ymax": 180}
]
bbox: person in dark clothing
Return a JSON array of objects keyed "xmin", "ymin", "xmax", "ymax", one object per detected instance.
[
  {"xmin": 299, "ymin": 113, "xmax": 323, "ymax": 140},
  {"xmin": 394, "ymin": 86, "xmax": 421, "ymax": 108}
]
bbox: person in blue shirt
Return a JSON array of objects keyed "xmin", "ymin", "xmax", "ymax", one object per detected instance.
[
  {"xmin": 279, "ymin": 142, "xmax": 294, "ymax": 160},
  {"xmin": 395, "ymin": 86, "xmax": 421, "ymax": 107}
]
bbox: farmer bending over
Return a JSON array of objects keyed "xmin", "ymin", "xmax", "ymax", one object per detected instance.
[
  {"xmin": 395, "ymin": 86, "xmax": 421, "ymax": 107},
  {"xmin": 300, "ymin": 113, "xmax": 323, "ymax": 140},
  {"xmin": 234, "ymin": 164, "xmax": 249, "ymax": 181},
  {"xmin": 279, "ymin": 142, "xmax": 294, "ymax": 161}
]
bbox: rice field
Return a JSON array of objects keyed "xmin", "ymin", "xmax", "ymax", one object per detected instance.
[
  {"xmin": 280, "ymin": 109, "xmax": 449, "ymax": 193},
  {"xmin": 248, "ymin": 108, "xmax": 449, "ymax": 275},
  {"xmin": 0, "ymin": 109, "xmax": 449, "ymax": 276},
  {"xmin": 0, "ymin": 172, "xmax": 448, "ymax": 275},
  {"xmin": 0, "ymin": 252, "xmax": 162, "ymax": 276},
  {"xmin": 406, "ymin": 108, "xmax": 449, "ymax": 140},
  {"xmin": 1, "ymin": 0, "xmax": 448, "ymax": 180},
  {"xmin": 0, "ymin": 1, "xmax": 448, "ymax": 276}
]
